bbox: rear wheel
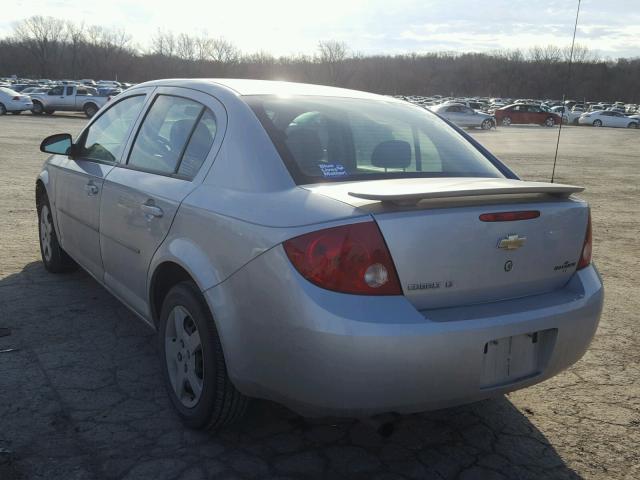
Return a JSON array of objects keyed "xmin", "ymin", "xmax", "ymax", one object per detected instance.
[
  {"xmin": 44, "ymin": 110, "xmax": 55, "ymax": 115},
  {"xmin": 10, "ymin": 111, "xmax": 22, "ymax": 115},
  {"xmin": 593, "ymin": 119, "xmax": 602, "ymax": 127},
  {"xmin": 481, "ymin": 119, "xmax": 492, "ymax": 130},
  {"xmin": 501, "ymin": 116, "xmax": 512, "ymax": 126},
  {"xmin": 0, "ymin": 103, "xmax": 6, "ymax": 115},
  {"xmin": 37, "ymin": 194, "xmax": 77, "ymax": 273},
  {"xmin": 159, "ymin": 281, "xmax": 248, "ymax": 430},
  {"xmin": 627, "ymin": 122, "xmax": 638, "ymax": 129},
  {"xmin": 84, "ymin": 103, "xmax": 98, "ymax": 118}
]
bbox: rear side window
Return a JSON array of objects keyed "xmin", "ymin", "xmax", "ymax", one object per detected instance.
[
  {"xmin": 128, "ymin": 95, "xmax": 216, "ymax": 178},
  {"xmin": 79, "ymin": 95, "xmax": 146, "ymax": 163},
  {"xmin": 247, "ymin": 95, "xmax": 503, "ymax": 184}
]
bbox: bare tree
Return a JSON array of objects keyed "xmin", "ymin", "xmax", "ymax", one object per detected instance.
[{"xmin": 12, "ymin": 16, "xmax": 68, "ymax": 77}]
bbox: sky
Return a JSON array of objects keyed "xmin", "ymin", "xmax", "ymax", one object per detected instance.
[{"xmin": 2, "ymin": 0, "xmax": 639, "ymax": 58}]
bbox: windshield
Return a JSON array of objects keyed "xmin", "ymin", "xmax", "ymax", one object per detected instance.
[{"xmin": 246, "ymin": 95, "xmax": 504, "ymax": 184}]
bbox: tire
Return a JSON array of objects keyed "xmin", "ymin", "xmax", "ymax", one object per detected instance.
[
  {"xmin": 593, "ymin": 119, "xmax": 602, "ymax": 127},
  {"xmin": 37, "ymin": 193, "xmax": 77, "ymax": 273},
  {"xmin": 159, "ymin": 281, "xmax": 248, "ymax": 430},
  {"xmin": 544, "ymin": 117, "xmax": 555, "ymax": 127},
  {"xmin": 31, "ymin": 102, "xmax": 43, "ymax": 115},
  {"xmin": 84, "ymin": 103, "xmax": 98, "ymax": 118},
  {"xmin": 10, "ymin": 111, "xmax": 22, "ymax": 115},
  {"xmin": 44, "ymin": 110, "xmax": 55, "ymax": 115},
  {"xmin": 481, "ymin": 119, "xmax": 492, "ymax": 130},
  {"xmin": 573, "ymin": 118, "xmax": 579, "ymax": 125},
  {"xmin": 627, "ymin": 122, "xmax": 638, "ymax": 129},
  {"xmin": 501, "ymin": 116, "xmax": 512, "ymax": 127},
  {"xmin": 0, "ymin": 103, "xmax": 6, "ymax": 115}
]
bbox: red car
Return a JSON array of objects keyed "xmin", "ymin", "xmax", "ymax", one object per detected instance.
[{"xmin": 494, "ymin": 104, "xmax": 561, "ymax": 127}]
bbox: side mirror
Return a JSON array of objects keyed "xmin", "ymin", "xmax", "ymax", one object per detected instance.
[{"xmin": 40, "ymin": 133, "xmax": 73, "ymax": 155}]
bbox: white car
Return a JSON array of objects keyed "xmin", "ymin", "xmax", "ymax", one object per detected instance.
[
  {"xmin": 0, "ymin": 87, "xmax": 33, "ymax": 115},
  {"xmin": 578, "ymin": 110, "xmax": 639, "ymax": 129},
  {"xmin": 550, "ymin": 106, "xmax": 581, "ymax": 125}
]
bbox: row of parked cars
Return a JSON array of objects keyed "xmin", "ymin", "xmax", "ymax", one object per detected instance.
[
  {"xmin": 400, "ymin": 95, "xmax": 640, "ymax": 130},
  {"xmin": 0, "ymin": 78, "xmax": 134, "ymax": 117}
]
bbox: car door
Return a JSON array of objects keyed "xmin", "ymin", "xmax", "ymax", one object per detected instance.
[
  {"xmin": 612, "ymin": 112, "xmax": 628, "ymax": 127},
  {"xmin": 57, "ymin": 86, "xmax": 76, "ymax": 111},
  {"xmin": 100, "ymin": 87, "xmax": 224, "ymax": 318},
  {"xmin": 52, "ymin": 91, "xmax": 151, "ymax": 279},
  {"xmin": 45, "ymin": 86, "xmax": 65, "ymax": 109}
]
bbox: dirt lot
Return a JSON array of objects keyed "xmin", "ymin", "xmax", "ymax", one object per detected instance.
[{"xmin": 0, "ymin": 113, "xmax": 638, "ymax": 480}]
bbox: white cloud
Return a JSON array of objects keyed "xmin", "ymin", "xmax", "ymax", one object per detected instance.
[{"xmin": 3, "ymin": 0, "xmax": 639, "ymax": 58}]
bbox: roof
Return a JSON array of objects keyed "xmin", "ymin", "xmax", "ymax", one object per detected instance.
[{"xmin": 136, "ymin": 78, "xmax": 398, "ymax": 101}]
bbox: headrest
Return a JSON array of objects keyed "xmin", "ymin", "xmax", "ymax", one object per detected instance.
[
  {"xmin": 285, "ymin": 128, "xmax": 324, "ymax": 165},
  {"xmin": 371, "ymin": 140, "xmax": 412, "ymax": 169},
  {"xmin": 170, "ymin": 119, "xmax": 195, "ymax": 150}
]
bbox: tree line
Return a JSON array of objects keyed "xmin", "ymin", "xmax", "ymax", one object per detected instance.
[{"xmin": 1, "ymin": 16, "xmax": 639, "ymax": 102}]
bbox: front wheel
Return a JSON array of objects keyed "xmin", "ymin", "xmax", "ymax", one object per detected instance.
[
  {"xmin": 501, "ymin": 116, "xmax": 512, "ymax": 126},
  {"xmin": 0, "ymin": 103, "xmax": 6, "ymax": 115},
  {"xmin": 159, "ymin": 281, "xmax": 248, "ymax": 430},
  {"xmin": 627, "ymin": 122, "xmax": 638, "ymax": 129},
  {"xmin": 593, "ymin": 120, "xmax": 602, "ymax": 127},
  {"xmin": 481, "ymin": 119, "xmax": 493, "ymax": 130},
  {"xmin": 31, "ymin": 102, "xmax": 43, "ymax": 115},
  {"xmin": 37, "ymin": 194, "xmax": 77, "ymax": 273},
  {"xmin": 10, "ymin": 111, "xmax": 22, "ymax": 115},
  {"xmin": 544, "ymin": 117, "xmax": 555, "ymax": 127}
]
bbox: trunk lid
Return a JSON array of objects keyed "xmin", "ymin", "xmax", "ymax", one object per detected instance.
[{"xmin": 305, "ymin": 178, "xmax": 589, "ymax": 310}]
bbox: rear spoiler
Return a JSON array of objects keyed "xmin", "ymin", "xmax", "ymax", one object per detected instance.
[{"xmin": 347, "ymin": 179, "xmax": 584, "ymax": 206}]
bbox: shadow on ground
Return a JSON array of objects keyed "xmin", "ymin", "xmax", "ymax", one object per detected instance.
[{"xmin": 0, "ymin": 261, "xmax": 581, "ymax": 479}]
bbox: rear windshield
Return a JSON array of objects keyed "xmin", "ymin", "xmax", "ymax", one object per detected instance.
[{"xmin": 246, "ymin": 95, "xmax": 504, "ymax": 184}]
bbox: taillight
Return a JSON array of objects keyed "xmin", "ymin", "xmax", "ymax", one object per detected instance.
[
  {"xmin": 577, "ymin": 212, "xmax": 592, "ymax": 270},
  {"xmin": 12, "ymin": 96, "xmax": 20, "ymax": 100},
  {"xmin": 283, "ymin": 221, "xmax": 402, "ymax": 295}
]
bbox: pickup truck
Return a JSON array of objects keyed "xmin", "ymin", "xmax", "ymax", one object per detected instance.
[{"xmin": 29, "ymin": 85, "xmax": 110, "ymax": 118}]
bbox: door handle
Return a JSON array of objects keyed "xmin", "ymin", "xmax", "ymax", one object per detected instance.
[
  {"xmin": 141, "ymin": 202, "xmax": 163, "ymax": 218},
  {"xmin": 85, "ymin": 182, "xmax": 99, "ymax": 196}
]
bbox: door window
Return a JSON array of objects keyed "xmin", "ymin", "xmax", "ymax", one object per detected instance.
[
  {"xmin": 49, "ymin": 86, "xmax": 63, "ymax": 96},
  {"xmin": 177, "ymin": 109, "xmax": 217, "ymax": 178},
  {"xmin": 78, "ymin": 95, "xmax": 146, "ymax": 163},
  {"xmin": 66, "ymin": 86, "xmax": 74, "ymax": 96},
  {"xmin": 128, "ymin": 95, "xmax": 209, "ymax": 175}
]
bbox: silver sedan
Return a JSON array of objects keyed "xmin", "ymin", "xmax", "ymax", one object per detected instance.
[
  {"xmin": 36, "ymin": 79, "xmax": 603, "ymax": 429},
  {"xmin": 433, "ymin": 103, "xmax": 496, "ymax": 129}
]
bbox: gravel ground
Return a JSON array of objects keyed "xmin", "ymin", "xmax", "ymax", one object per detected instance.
[{"xmin": 0, "ymin": 113, "xmax": 638, "ymax": 480}]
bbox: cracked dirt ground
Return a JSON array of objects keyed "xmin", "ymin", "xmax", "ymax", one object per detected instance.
[{"xmin": 0, "ymin": 114, "xmax": 638, "ymax": 480}]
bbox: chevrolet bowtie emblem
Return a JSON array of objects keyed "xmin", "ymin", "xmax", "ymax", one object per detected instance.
[{"xmin": 497, "ymin": 234, "xmax": 526, "ymax": 250}]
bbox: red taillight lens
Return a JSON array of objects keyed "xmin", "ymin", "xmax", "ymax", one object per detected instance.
[
  {"xmin": 12, "ymin": 96, "xmax": 20, "ymax": 100},
  {"xmin": 479, "ymin": 210, "xmax": 540, "ymax": 222},
  {"xmin": 283, "ymin": 221, "xmax": 402, "ymax": 295},
  {"xmin": 577, "ymin": 212, "xmax": 592, "ymax": 270}
]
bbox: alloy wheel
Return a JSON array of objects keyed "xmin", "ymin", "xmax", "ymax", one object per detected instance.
[
  {"xmin": 39, "ymin": 205, "xmax": 53, "ymax": 263},
  {"xmin": 164, "ymin": 305, "xmax": 204, "ymax": 408}
]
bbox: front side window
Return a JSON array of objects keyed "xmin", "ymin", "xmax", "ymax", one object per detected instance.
[
  {"xmin": 49, "ymin": 86, "xmax": 63, "ymax": 96},
  {"xmin": 79, "ymin": 95, "xmax": 146, "ymax": 163},
  {"xmin": 127, "ymin": 95, "xmax": 216, "ymax": 178},
  {"xmin": 247, "ymin": 95, "xmax": 504, "ymax": 184}
]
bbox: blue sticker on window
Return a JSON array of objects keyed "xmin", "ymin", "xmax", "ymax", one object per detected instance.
[{"xmin": 318, "ymin": 163, "xmax": 348, "ymax": 177}]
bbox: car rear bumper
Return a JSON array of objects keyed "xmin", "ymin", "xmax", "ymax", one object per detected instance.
[{"xmin": 205, "ymin": 246, "xmax": 603, "ymax": 417}]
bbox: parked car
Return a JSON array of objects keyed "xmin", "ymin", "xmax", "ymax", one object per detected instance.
[
  {"xmin": 0, "ymin": 86, "xmax": 33, "ymax": 114},
  {"xmin": 550, "ymin": 106, "xmax": 581, "ymax": 125},
  {"xmin": 578, "ymin": 110, "xmax": 639, "ymax": 128},
  {"xmin": 35, "ymin": 79, "xmax": 603, "ymax": 429},
  {"xmin": 433, "ymin": 104, "xmax": 495, "ymax": 129},
  {"xmin": 20, "ymin": 87, "xmax": 49, "ymax": 95},
  {"xmin": 495, "ymin": 104, "xmax": 560, "ymax": 126},
  {"xmin": 29, "ymin": 85, "xmax": 110, "ymax": 117}
]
